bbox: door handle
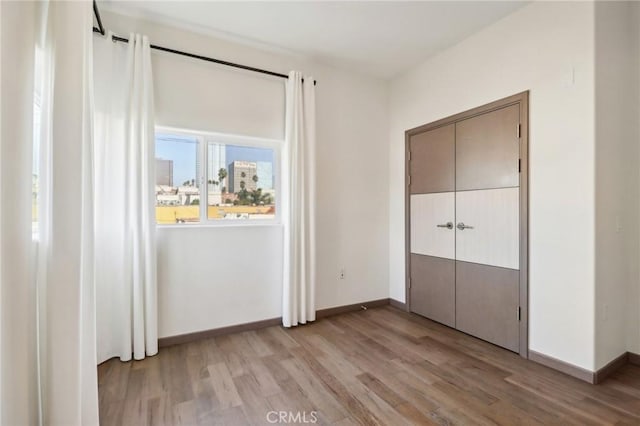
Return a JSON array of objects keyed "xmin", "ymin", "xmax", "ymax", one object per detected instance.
[
  {"xmin": 436, "ymin": 222, "xmax": 454, "ymax": 230},
  {"xmin": 457, "ymin": 222, "xmax": 474, "ymax": 230}
]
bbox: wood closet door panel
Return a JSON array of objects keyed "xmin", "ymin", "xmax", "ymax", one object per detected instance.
[
  {"xmin": 456, "ymin": 261, "xmax": 519, "ymax": 352},
  {"xmin": 409, "ymin": 124, "xmax": 455, "ymax": 194},
  {"xmin": 410, "ymin": 254, "xmax": 455, "ymax": 327},
  {"xmin": 455, "ymin": 187, "xmax": 519, "ymax": 270},
  {"xmin": 410, "ymin": 192, "xmax": 455, "ymax": 259},
  {"xmin": 456, "ymin": 104, "xmax": 520, "ymax": 191}
]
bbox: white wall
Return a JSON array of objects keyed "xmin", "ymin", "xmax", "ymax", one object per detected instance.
[
  {"xmin": 389, "ymin": 2, "xmax": 597, "ymax": 370},
  {"xmin": 156, "ymin": 226, "xmax": 283, "ymax": 336},
  {"xmin": 594, "ymin": 1, "xmax": 640, "ymax": 369},
  {"xmin": 101, "ymin": 10, "xmax": 390, "ymax": 339}
]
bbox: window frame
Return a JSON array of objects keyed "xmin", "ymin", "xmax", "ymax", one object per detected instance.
[{"xmin": 155, "ymin": 126, "xmax": 282, "ymax": 228}]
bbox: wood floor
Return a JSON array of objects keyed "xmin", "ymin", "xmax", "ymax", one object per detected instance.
[{"xmin": 98, "ymin": 306, "xmax": 640, "ymax": 425}]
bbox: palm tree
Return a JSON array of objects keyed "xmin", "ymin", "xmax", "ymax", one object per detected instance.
[
  {"xmin": 250, "ymin": 188, "xmax": 262, "ymax": 204},
  {"xmin": 240, "ymin": 180, "xmax": 246, "ymax": 190},
  {"xmin": 240, "ymin": 171, "xmax": 246, "ymax": 178},
  {"xmin": 238, "ymin": 188, "xmax": 249, "ymax": 202},
  {"xmin": 218, "ymin": 168, "xmax": 227, "ymax": 191},
  {"xmin": 252, "ymin": 175, "xmax": 258, "ymax": 184}
]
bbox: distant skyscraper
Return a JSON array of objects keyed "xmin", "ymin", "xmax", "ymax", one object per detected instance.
[
  {"xmin": 156, "ymin": 158, "xmax": 174, "ymax": 186},
  {"xmin": 256, "ymin": 161, "xmax": 273, "ymax": 190},
  {"xmin": 228, "ymin": 161, "xmax": 257, "ymax": 193},
  {"xmin": 207, "ymin": 143, "xmax": 226, "ymax": 191},
  {"xmin": 195, "ymin": 150, "xmax": 201, "ymax": 188}
]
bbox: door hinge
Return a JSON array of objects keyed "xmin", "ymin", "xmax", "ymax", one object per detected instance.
[
  {"xmin": 517, "ymin": 306, "xmax": 521, "ymax": 321},
  {"xmin": 408, "ymin": 151, "xmax": 411, "ymax": 161},
  {"xmin": 518, "ymin": 159, "xmax": 521, "ymax": 173},
  {"xmin": 408, "ymin": 175, "xmax": 411, "ymax": 186},
  {"xmin": 408, "ymin": 278, "xmax": 411, "ymax": 289},
  {"xmin": 517, "ymin": 124, "xmax": 521, "ymax": 139}
]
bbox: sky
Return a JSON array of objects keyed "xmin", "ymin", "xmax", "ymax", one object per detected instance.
[
  {"xmin": 156, "ymin": 134, "xmax": 274, "ymax": 186},
  {"xmin": 156, "ymin": 134, "xmax": 198, "ymax": 185},
  {"xmin": 226, "ymin": 145, "xmax": 273, "ymax": 165}
]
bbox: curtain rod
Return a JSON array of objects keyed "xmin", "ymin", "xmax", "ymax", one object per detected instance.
[
  {"xmin": 93, "ymin": 0, "xmax": 105, "ymax": 36},
  {"xmin": 92, "ymin": 2, "xmax": 316, "ymax": 85}
]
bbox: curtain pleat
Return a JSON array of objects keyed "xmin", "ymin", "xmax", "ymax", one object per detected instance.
[{"xmin": 282, "ymin": 71, "xmax": 316, "ymax": 327}]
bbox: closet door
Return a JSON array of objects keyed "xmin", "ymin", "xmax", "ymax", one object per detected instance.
[
  {"xmin": 454, "ymin": 105, "xmax": 520, "ymax": 352},
  {"xmin": 409, "ymin": 124, "xmax": 455, "ymax": 327}
]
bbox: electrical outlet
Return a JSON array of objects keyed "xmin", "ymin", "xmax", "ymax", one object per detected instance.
[{"xmin": 339, "ymin": 268, "xmax": 345, "ymax": 280}]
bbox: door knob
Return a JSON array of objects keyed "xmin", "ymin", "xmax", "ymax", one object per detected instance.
[
  {"xmin": 436, "ymin": 222, "xmax": 454, "ymax": 230},
  {"xmin": 457, "ymin": 222, "xmax": 474, "ymax": 230}
]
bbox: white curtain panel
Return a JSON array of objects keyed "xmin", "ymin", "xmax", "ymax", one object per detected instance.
[
  {"xmin": 282, "ymin": 71, "xmax": 316, "ymax": 327},
  {"xmin": 1, "ymin": 1, "xmax": 100, "ymax": 425},
  {"xmin": 1, "ymin": 2, "xmax": 39, "ymax": 424},
  {"xmin": 94, "ymin": 33, "xmax": 158, "ymax": 362},
  {"xmin": 38, "ymin": 1, "xmax": 99, "ymax": 423}
]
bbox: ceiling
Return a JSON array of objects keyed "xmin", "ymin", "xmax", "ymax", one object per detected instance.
[{"xmin": 100, "ymin": 1, "xmax": 528, "ymax": 79}]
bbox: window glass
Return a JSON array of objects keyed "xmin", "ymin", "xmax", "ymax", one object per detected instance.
[
  {"xmin": 155, "ymin": 130, "xmax": 279, "ymax": 225},
  {"xmin": 155, "ymin": 134, "xmax": 200, "ymax": 224},
  {"xmin": 207, "ymin": 143, "xmax": 276, "ymax": 221}
]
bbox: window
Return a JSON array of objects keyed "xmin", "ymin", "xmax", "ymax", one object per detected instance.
[{"xmin": 155, "ymin": 129, "xmax": 279, "ymax": 225}]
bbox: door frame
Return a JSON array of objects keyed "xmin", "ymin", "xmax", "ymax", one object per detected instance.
[{"xmin": 405, "ymin": 91, "xmax": 529, "ymax": 358}]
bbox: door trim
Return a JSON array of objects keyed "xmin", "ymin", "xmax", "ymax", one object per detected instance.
[{"xmin": 405, "ymin": 91, "xmax": 529, "ymax": 358}]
